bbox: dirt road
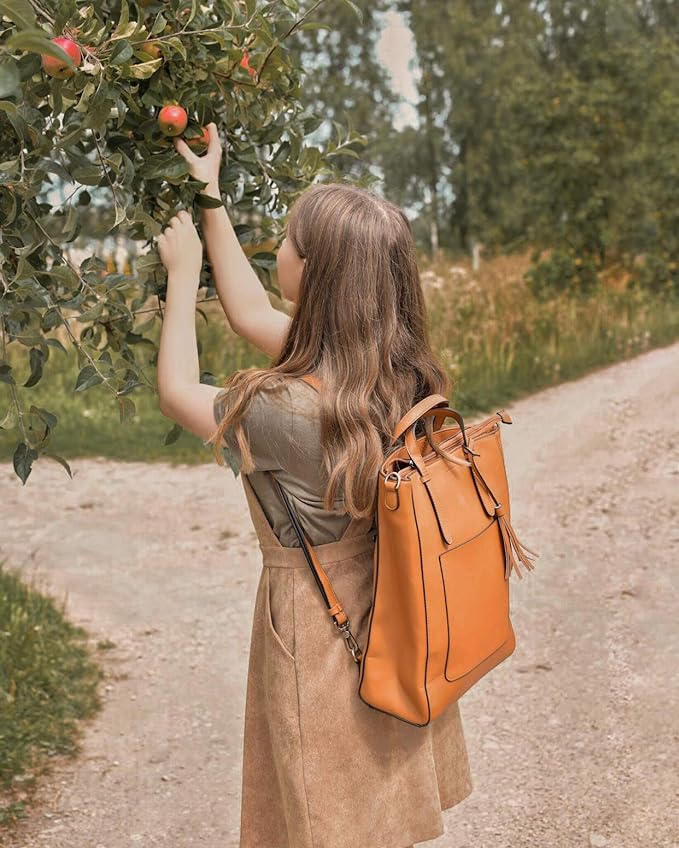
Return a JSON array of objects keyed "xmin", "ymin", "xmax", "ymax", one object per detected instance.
[{"xmin": 2, "ymin": 342, "xmax": 678, "ymax": 848}]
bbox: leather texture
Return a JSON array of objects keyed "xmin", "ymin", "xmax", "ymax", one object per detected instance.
[{"xmin": 270, "ymin": 373, "xmax": 540, "ymax": 727}]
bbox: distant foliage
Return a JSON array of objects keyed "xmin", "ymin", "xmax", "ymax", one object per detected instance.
[{"xmin": 393, "ymin": 0, "xmax": 679, "ymax": 297}]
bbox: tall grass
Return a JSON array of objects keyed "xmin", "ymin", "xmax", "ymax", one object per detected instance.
[
  {"xmin": 422, "ymin": 251, "xmax": 678, "ymax": 415},
  {"xmin": 1, "ymin": 251, "xmax": 677, "ymax": 463}
]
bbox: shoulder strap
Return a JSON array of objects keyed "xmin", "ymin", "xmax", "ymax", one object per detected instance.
[
  {"xmin": 268, "ymin": 373, "xmax": 362, "ymax": 665},
  {"xmin": 268, "ymin": 472, "xmax": 364, "ymax": 667}
]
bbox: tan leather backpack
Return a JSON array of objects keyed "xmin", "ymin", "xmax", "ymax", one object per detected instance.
[{"xmin": 271, "ymin": 373, "xmax": 539, "ymax": 727}]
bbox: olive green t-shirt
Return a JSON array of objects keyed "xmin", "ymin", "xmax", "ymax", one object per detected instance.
[{"xmin": 213, "ymin": 378, "xmax": 358, "ymax": 548}]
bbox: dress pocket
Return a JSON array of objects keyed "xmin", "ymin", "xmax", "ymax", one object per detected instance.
[
  {"xmin": 265, "ymin": 568, "xmax": 296, "ymax": 663},
  {"xmin": 439, "ymin": 519, "xmax": 513, "ymax": 682}
]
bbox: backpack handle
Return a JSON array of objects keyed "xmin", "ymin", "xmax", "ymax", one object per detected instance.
[
  {"xmin": 390, "ymin": 393, "xmax": 449, "ymax": 445},
  {"xmin": 404, "ymin": 407, "xmax": 472, "ymax": 475}
]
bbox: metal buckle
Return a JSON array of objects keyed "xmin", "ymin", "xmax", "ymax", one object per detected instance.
[
  {"xmin": 384, "ymin": 470, "xmax": 402, "ymax": 490},
  {"xmin": 335, "ymin": 620, "xmax": 362, "ymax": 664}
]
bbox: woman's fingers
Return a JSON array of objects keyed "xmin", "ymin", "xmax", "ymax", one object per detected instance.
[
  {"xmin": 173, "ymin": 136, "xmax": 196, "ymax": 161},
  {"xmin": 167, "ymin": 211, "xmax": 190, "ymax": 231},
  {"xmin": 207, "ymin": 122, "xmax": 221, "ymax": 154}
]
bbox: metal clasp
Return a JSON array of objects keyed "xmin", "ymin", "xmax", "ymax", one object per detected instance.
[
  {"xmin": 384, "ymin": 470, "xmax": 402, "ymax": 490},
  {"xmin": 335, "ymin": 619, "xmax": 363, "ymax": 664}
]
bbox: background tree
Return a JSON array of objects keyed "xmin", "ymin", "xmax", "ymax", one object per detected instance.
[
  {"xmin": 285, "ymin": 0, "xmax": 402, "ymax": 184},
  {"xmin": 388, "ymin": 0, "xmax": 679, "ymax": 295}
]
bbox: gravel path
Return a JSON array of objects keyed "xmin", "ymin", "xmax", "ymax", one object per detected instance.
[{"xmin": 2, "ymin": 342, "xmax": 678, "ymax": 848}]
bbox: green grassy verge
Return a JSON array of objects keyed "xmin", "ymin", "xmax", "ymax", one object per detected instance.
[{"xmin": 0, "ymin": 560, "xmax": 103, "ymax": 828}]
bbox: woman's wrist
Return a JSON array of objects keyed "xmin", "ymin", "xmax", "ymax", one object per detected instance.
[{"xmin": 200, "ymin": 181, "xmax": 221, "ymax": 200}]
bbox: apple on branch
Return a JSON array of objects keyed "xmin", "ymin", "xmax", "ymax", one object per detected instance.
[
  {"xmin": 41, "ymin": 37, "xmax": 82, "ymax": 79},
  {"xmin": 240, "ymin": 50, "xmax": 256, "ymax": 78},
  {"xmin": 138, "ymin": 40, "xmax": 162, "ymax": 60},
  {"xmin": 158, "ymin": 104, "xmax": 188, "ymax": 136}
]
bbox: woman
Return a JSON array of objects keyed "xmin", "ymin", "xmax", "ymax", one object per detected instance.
[{"xmin": 156, "ymin": 123, "xmax": 473, "ymax": 848}]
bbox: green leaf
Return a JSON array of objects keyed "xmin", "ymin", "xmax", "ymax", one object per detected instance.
[
  {"xmin": 78, "ymin": 301, "xmax": 106, "ymax": 322},
  {"xmin": 299, "ymin": 22, "xmax": 332, "ymax": 31},
  {"xmin": 109, "ymin": 204, "xmax": 128, "ymax": 231},
  {"xmin": 0, "ymin": 61, "xmax": 21, "ymax": 99},
  {"xmin": 43, "ymin": 452, "xmax": 73, "ymax": 478},
  {"xmin": 23, "ymin": 347, "xmax": 46, "ymax": 387},
  {"xmin": 151, "ymin": 13, "xmax": 168, "ymax": 35},
  {"xmin": 109, "ymin": 40, "xmax": 135, "ymax": 65},
  {"xmin": 193, "ymin": 192, "xmax": 224, "ymax": 208},
  {"xmin": 163, "ymin": 421, "xmax": 183, "ymax": 445},
  {"xmin": 184, "ymin": 0, "xmax": 199, "ymax": 26},
  {"xmin": 111, "ymin": 0, "xmax": 139, "ymax": 41},
  {"xmin": 135, "ymin": 252, "xmax": 162, "ymax": 272},
  {"xmin": 271, "ymin": 139, "xmax": 290, "ymax": 165},
  {"xmin": 29, "ymin": 404, "xmax": 57, "ymax": 432},
  {"xmin": 163, "ymin": 36, "xmax": 187, "ymax": 61},
  {"xmin": 338, "ymin": 0, "xmax": 363, "ymax": 23},
  {"xmin": 123, "ymin": 57, "xmax": 163, "ymax": 79},
  {"xmin": 0, "ymin": 0, "xmax": 37, "ymax": 30},
  {"xmin": 0, "ymin": 99, "xmax": 29, "ymax": 140},
  {"xmin": 250, "ymin": 251, "xmax": 277, "ymax": 269},
  {"xmin": 0, "ymin": 363, "xmax": 16, "ymax": 386},
  {"xmin": 74, "ymin": 81, "xmax": 96, "ymax": 112},
  {"xmin": 0, "ymin": 404, "xmax": 18, "ymax": 430},
  {"xmin": 71, "ymin": 162, "xmax": 103, "ymax": 185},
  {"xmin": 75, "ymin": 364, "xmax": 104, "ymax": 391},
  {"xmin": 13, "ymin": 442, "xmax": 38, "ymax": 484}
]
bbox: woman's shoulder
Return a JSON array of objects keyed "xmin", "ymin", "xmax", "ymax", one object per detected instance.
[
  {"xmin": 213, "ymin": 376, "xmax": 319, "ymax": 472},
  {"xmin": 213, "ymin": 376, "xmax": 316, "ymax": 424}
]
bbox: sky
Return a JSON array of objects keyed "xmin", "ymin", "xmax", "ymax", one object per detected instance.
[{"xmin": 375, "ymin": 9, "xmax": 420, "ymax": 132}]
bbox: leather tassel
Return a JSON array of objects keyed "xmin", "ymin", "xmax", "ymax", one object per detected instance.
[{"xmin": 495, "ymin": 504, "xmax": 539, "ymax": 580}]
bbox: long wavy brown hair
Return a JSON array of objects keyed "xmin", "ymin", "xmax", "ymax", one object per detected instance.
[{"xmin": 208, "ymin": 180, "xmax": 451, "ymax": 519}]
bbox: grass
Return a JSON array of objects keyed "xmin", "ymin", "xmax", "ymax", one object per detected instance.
[
  {"xmin": 2, "ymin": 251, "xmax": 677, "ymax": 465},
  {"xmin": 423, "ymin": 251, "xmax": 679, "ymax": 415},
  {"xmin": 0, "ymin": 559, "xmax": 103, "ymax": 827}
]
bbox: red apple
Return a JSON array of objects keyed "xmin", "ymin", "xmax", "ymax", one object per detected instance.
[
  {"xmin": 186, "ymin": 125, "xmax": 210, "ymax": 150},
  {"xmin": 158, "ymin": 104, "xmax": 188, "ymax": 136},
  {"xmin": 41, "ymin": 37, "xmax": 82, "ymax": 79},
  {"xmin": 240, "ymin": 50, "xmax": 256, "ymax": 78}
]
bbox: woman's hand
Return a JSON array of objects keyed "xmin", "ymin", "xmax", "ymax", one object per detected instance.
[
  {"xmin": 173, "ymin": 121, "xmax": 223, "ymax": 194},
  {"xmin": 156, "ymin": 209, "xmax": 203, "ymax": 285}
]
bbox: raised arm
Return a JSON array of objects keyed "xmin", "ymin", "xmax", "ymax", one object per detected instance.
[{"xmin": 174, "ymin": 123, "xmax": 290, "ymax": 359}]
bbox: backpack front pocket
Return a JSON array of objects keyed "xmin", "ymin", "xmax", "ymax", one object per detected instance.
[{"xmin": 439, "ymin": 519, "xmax": 513, "ymax": 682}]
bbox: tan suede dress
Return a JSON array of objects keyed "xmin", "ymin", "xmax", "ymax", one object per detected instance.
[{"xmin": 213, "ymin": 377, "xmax": 473, "ymax": 848}]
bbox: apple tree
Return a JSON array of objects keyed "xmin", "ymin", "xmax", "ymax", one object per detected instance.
[{"xmin": 0, "ymin": 0, "xmax": 368, "ymax": 483}]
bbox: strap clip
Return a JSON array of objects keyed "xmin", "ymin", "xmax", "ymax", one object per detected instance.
[{"xmin": 335, "ymin": 619, "xmax": 363, "ymax": 665}]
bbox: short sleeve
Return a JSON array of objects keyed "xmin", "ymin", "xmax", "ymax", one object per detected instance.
[{"xmin": 213, "ymin": 384, "xmax": 295, "ymax": 472}]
